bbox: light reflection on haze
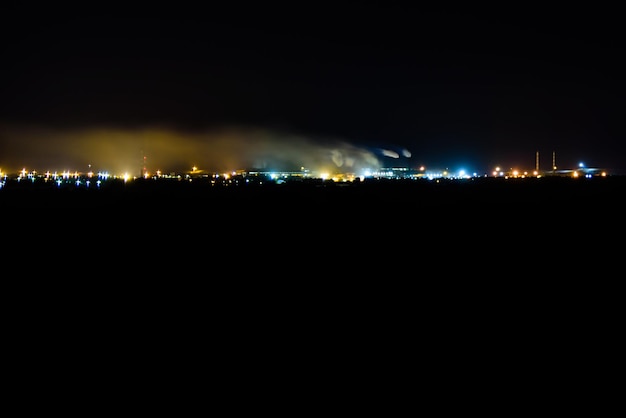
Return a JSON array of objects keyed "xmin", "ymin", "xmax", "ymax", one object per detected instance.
[{"xmin": 0, "ymin": 124, "xmax": 383, "ymax": 176}]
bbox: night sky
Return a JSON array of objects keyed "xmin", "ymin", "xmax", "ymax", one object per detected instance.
[{"xmin": 1, "ymin": 3, "xmax": 624, "ymax": 175}]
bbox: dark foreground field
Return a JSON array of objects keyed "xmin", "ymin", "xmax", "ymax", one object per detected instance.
[
  {"xmin": 1, "ymin": 174, "xmax": 624, "ymax": 210},
  {"xmin": 4, "ymin": 174, "xmax": 622, "ymax": 368},
  {"xmin": 3, "ymin": 174, "xmax": 624, "ymax": 244}
]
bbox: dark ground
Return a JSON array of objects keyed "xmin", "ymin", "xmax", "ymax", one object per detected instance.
[
  {"xmin": 3, "ymin": 174, "xmax": 621, "ymax": 400},
  {"xmin": 3, "ymin": 174, "xmax": 623, "ymax": 247},
  {"xmin": 2, "ymin": 174, "xmax": 624, "ymax": 209}
]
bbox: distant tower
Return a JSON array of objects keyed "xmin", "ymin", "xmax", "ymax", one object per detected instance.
[
  {"xmin": 141, "ymin": 150, "xmax": 147, "ymax": 178},
  {"xmin": 552, "ymin": 151, "xmax": 557, "ymax": 172},
  {"xmin": 536, "ymin": 151, "xmax": 540, "ymax": 172}
]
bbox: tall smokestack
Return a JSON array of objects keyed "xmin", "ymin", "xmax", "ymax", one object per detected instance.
[{"xmin": 536, "ymin": 151, "xmax": 540, "ymax": 172}]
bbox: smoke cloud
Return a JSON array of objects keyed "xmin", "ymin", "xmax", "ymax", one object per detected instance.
[{"xmin": 0, "ymin": 124, "xmax": 383, "ymax": 176}]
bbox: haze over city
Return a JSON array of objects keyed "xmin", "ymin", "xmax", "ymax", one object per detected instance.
[{"xmin": 0, "ymin": 124, "xmax": 389, "ymax": 176}]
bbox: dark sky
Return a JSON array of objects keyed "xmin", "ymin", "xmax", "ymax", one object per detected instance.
[{"xmin": 1, "ymin": 2, "xmax": 624, "ymax": 175}]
